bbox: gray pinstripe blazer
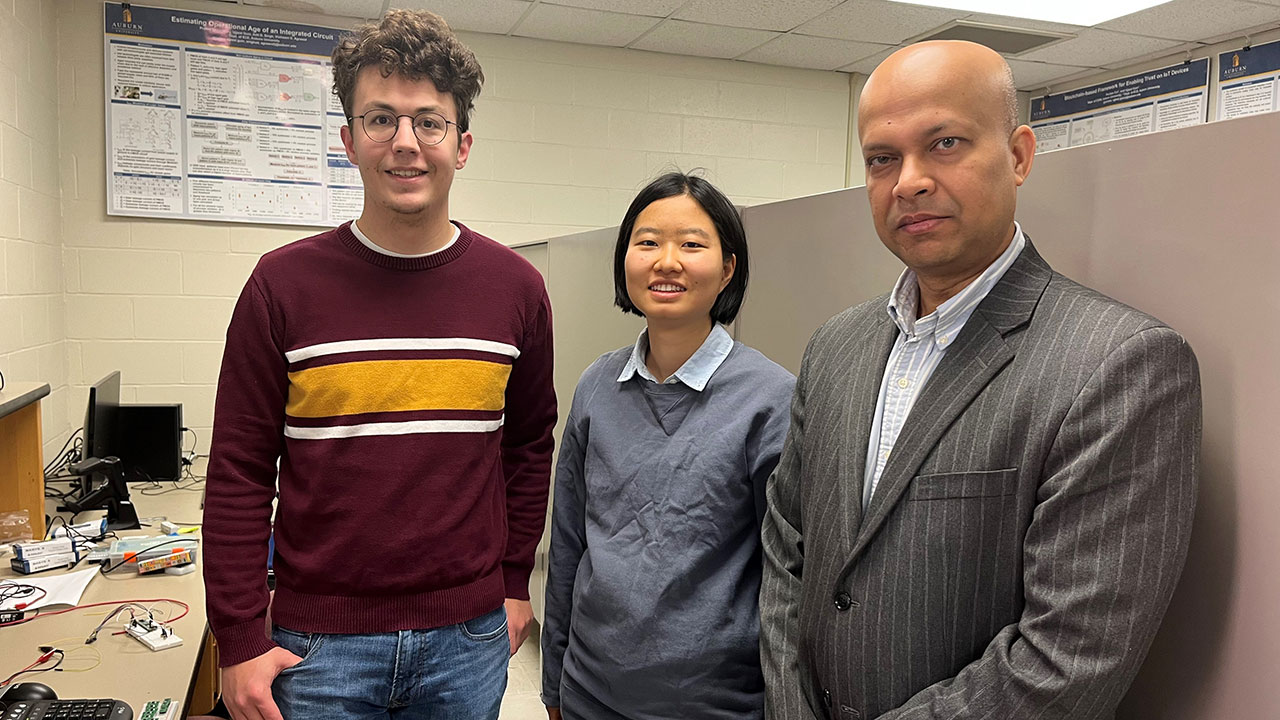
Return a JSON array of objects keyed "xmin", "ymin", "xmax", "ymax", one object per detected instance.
[{"xmin": 759, "ymin": 239, "xmax": 1201, "ymax": 720}]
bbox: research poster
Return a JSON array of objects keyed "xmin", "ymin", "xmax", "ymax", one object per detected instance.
[
  {"xmin": 104, "ymin": 3, "xmax": 361, "ymax": 226},
  {"xmin": 1030, "ymin": 59, "xmax": 1209, "ymax": 153},
  {"xmin": 1218, "ymin": 41, "xmax": 1280, "ymax": 121}
]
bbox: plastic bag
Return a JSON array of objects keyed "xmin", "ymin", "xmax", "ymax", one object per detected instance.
[{"xmin": 0, "ymin": 509, "xmax": 34, "ymax": 547}]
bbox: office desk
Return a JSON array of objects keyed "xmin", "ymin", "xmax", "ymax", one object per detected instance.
[
  {"xmin": 1, "ymin": 481, "xmax": 212, "ymax": 715},
  {"xmin": 0, "ymin": 382, "xmax": 51, "ymax": 539}
]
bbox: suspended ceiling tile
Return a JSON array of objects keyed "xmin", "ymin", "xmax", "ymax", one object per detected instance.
[
  {"xmin": 673, "ymin": 0, "xmax": 843, "ymax": 32},
  {"xmin": 541, "ymin": 0, "xmax": 685, "ymax": 15},
  {"xmin": 631, "ymin": 20, "xmax": 781, "ymax": 59},
  {"xmin": 797, "ymin": 0, "xmax": 963, "ymax": 43},
  {"xmin": 1100, "ymin": 40, "xmax": 1205, "ymax": 69},
  {"xmin": 1004, "ymin": 58, "xmax": 1095, "ymax": 89},
  {"xmin": 1198, "ymin": 22, "xmax": 1280, "ymax": 46},
  {"xmin": 740, "ymin": 34, "xmax": 890, "ymax": 70},
  {"xmin": 392, "ymin": 0, "xmax": 533, "ymax": 35},
  {"xmin": 1099, "ymin": 0, "xmax": 1280, "ymax": 42},
  {"xmin": 1017, "ymin": 28, "xmax": 1181, "ymax": 67},
  {"xmin": 513, "ymin": 4, "xmax": 661, "ymax": 46},
  {"xmin": 837, "ymin": 45, "xmax": 898, "ymax": 74}
]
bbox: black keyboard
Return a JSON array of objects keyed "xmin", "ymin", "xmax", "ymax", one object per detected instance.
[{"xmin": 1, "ymin": 699, "xmax": 132, "ymax": 720}]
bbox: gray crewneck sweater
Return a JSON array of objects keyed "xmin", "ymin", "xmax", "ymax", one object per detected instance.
[{"xmin": 541, "ymin": 338, "xmax": 795, "ymax": 719}]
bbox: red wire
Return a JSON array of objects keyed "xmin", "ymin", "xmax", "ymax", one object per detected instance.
[
  {"xmin": 3, "ymin": 656, "xmax": 44, "ymax": 680},
  {"xmin": 0, "ymin": 597, "xmax": 190, "ymax": 629},
  {"xmin": 0, "ymin": 650, "xmax": 59, "ymax": 688},
  {"xmin": 0, "ymin": 598, "xmax": 193, "ymax": 682}
]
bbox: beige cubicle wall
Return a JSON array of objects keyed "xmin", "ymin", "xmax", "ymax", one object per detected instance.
[
  {"xmin": 734, "ymin": 110, "xmax": 1280, "ymax": 719},
  {"xmin": 542, "ymin": 227, "xmax": 648, "ymax": 432}
]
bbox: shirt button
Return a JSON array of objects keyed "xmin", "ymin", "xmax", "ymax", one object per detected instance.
[
  {"xmin": 938, "ymin": 335, "xmax": 949, "ymax": 345},
  {"xmin": 896, "ymin": 377, "xmax": 909, "ymax": 388}
]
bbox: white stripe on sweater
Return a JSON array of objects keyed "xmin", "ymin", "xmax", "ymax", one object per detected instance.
[
  {"xmin": 285, "ymin": 337, "xmax": 520, "ymax": 363},
  {"xmin": 284, "ymin": 416, "xmax": 505, "ymax": 440}
]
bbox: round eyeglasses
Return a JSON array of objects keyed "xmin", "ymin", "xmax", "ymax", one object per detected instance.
[{"xmin": 349, "ymin": 109, "xmax": 459, "ymax": 145}]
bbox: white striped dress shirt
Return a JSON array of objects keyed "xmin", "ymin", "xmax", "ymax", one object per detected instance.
[{"xmin": 863, "ymin": 224, "xmax": 1026, "ymax": 509}]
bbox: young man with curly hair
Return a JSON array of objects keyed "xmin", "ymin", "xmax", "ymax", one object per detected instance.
[{"xmin": 202, "ymin": 10, "xmax": 556, "ymax": 719}]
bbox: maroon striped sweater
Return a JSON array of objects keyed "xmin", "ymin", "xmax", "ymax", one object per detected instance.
[{"xmin": 202, "ymin": 222, "xmax": 556, "ymax": 666}]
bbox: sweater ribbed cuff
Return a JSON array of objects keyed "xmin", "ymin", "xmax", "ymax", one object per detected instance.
[{"xmin": 214, "ymin": 616, "xmax": 278, "ymax": 668}]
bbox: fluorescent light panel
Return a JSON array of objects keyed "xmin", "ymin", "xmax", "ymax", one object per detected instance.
[{"xmin": 888, "ymin": 0, "xmax": 1173, "ymax": 27}]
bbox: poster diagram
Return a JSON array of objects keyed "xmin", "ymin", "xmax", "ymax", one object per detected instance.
[
  {"xmin": 105, "ymin": 3, "xmax": 361, "ymax": 226},
  {"xmin": 1030, "ymin": 60, "xmax": 1210, "ymax": 153}
]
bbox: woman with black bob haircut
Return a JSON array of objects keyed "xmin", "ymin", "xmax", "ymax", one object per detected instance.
[
  {"xmin": 541, "ymin": 172, "xmax": 796, "ymax": 720},
  {"xmin": 611, "ymin": 172, "xmax": 750, "ymax": 324}
]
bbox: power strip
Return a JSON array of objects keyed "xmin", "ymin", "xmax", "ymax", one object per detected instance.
[{"xmin": 126, "ymin": 617, "xmax": 183, "ymax": 651}]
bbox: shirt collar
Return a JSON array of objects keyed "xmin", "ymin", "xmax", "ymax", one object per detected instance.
[
  {"xmin": 351, "ymin": 220, "xmax": 460, "ymax": 258},
  {"xmin": 886, "ymin": 222, "xmax": 1027, "ymax": 342},
  {"xmin": 617, "ymin": 323, "xmax": 734, "ymax": 391}
]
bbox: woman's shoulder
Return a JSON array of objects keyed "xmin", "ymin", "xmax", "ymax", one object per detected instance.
[
  {"xmin": 706, "ymin": 343, "xmax": 795, "ymax": 411},
  {"xmin": 560, "ymin": 346, "xmax": 638, "ymax": 428},
  {"xmin": 569, "ymin": 346, "xmax": 634, "ymax": 400},
  {"xmin": 581, "ymin": 345, "xmax": 634, "ymax": 381},
  {"xmin": 725, "ymin": 342, "xmax": 796, "ymax": 387}
]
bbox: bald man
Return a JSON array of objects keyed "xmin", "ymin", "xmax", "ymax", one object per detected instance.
[{"xmin": 759, "ymin": 41, "xmax": 1201, "ymax": 719}]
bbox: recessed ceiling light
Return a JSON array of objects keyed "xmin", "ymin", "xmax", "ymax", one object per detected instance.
[{"xmin": 888, "ymin": 0, "xmax": 1173, "ymax": 27}]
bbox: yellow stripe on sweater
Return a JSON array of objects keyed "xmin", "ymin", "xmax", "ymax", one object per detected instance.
[{"xmin": 287, "ymin": 359, "xmax": 511, "ymax": 418}]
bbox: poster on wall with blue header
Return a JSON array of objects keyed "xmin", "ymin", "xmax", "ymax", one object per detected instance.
[
  {"xmin": 103, "ymin": 2, "xmax": 363, "ymax": 226},
  {"xmin": 1029, "ymin": 59, "xmax": 1209, "ymax": 153},
  {"xmin": 1218, "ymin": 41, "xmax": 1280, "ymax": 120}
]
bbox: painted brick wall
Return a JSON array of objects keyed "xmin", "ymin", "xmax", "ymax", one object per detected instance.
[{"xmin": 0, "ymin": 0, "xmax": 69, "ymax": 460}]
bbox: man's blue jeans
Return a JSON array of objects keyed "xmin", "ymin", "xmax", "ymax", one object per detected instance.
[{"xmin": 271, "ymin": 605, "xmax": 509, "ymax": 719}]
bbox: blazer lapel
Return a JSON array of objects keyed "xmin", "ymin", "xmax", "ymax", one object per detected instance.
[{"xmin": 844, "ymin": 238, "xmax": 1053, "ymax": 563}]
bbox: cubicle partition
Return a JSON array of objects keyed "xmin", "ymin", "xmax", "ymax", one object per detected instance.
[{"xmin": 530, "ymin": 110, "xmax": 1278, "ymax": 717}]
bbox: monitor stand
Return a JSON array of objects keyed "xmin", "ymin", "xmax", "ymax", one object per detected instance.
[{"xmin": 60, "ymin": 456, "xmax": 141, "ymax": 531}]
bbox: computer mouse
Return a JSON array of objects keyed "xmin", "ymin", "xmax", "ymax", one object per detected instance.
[{"xmin": 0, "ymin": 681, "xmax": 57, "ymax": 702}]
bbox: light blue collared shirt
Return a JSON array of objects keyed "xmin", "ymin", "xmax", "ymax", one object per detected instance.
[
  {"xmin": 617, "ymin": 324, "xmax": 734, "ymax": 392},
  {"xmin": 863, "ymin": 224, "xmax": 1027, "ymax": 509}
]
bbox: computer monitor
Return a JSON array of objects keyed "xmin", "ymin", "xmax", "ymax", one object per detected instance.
[
  {"xmin": 80, "ymin": 374, "xmax": 183, "ymax": 482},
  {"xmin": 83, "ymin": 371, "xmax": 121, "ymax": 464},
  {"xmin": 114, "ymin": 404, "xmax": 183, "ymax": 481},
  {"xmin": 64, "ymin": 371, "xmax": 138, "ymax": 530},
  {"xmin": 62, "ymin": 372, "xmax": 184, "ymax": 530}
]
